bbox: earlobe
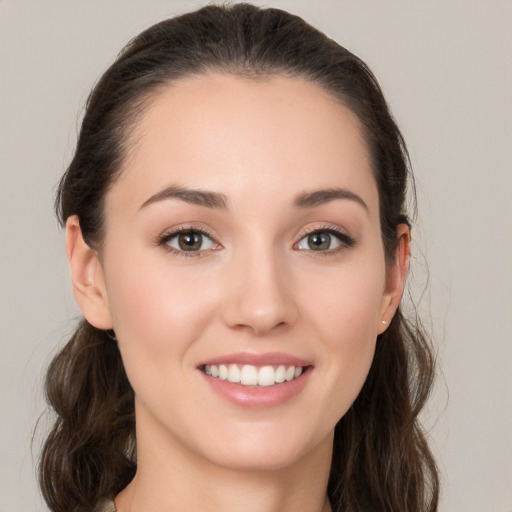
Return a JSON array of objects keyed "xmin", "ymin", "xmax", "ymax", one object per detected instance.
[
  {"xmin": 377, "ymin": 224, "xmax": 410, "ymax": 334},
  {"xmin": 66, "ymin": 215, "xmax": 113, "ymax": 330}
]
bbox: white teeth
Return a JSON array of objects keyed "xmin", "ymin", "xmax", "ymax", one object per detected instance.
[
  {"xmin": 257, "ymin": 365, "xmax": 275, "ymax": 386},
  {"xmin": 275, "ymin": 365, "xmax": 286, "ymax": 383},
  {"xmin": 240, "ymin": 365, "xmax": 258, "ymax": 385},
  {"xmin": 204, "ymin": 364, "xmax": 304, "ymax": 387},
  {"xmin": 227, "ymin": 364, "xmax": 241, "ymax": 383},
  {"xmin": 218, "ymin": 364, "xmax": 228, "ymax": 380},
  {"xmin": 285, "ymin": 366, "xmax": 295, "ymax": 381}
]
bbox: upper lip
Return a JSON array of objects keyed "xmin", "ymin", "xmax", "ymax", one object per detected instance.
[{"xmin": 197, "ymin": 352, "xmax": 312, "ymax": 368}]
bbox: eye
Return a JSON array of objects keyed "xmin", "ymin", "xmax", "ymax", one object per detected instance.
[
  {"xmin": 159, "ymin": 229, "xmax": 219, "ymax": 254},
  {"xmin": 294, "ymin": 229, "xmax": 355, "ymax": 253}
]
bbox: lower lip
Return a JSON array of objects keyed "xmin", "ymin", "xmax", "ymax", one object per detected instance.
[{"xmin": 200, "ymin": 368, "xmax": 311, "ymax": 409}]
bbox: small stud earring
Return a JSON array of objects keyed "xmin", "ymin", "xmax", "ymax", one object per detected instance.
[{"xmin": 381, "ymin": 320, "xmax": 387, "ymax": 325}]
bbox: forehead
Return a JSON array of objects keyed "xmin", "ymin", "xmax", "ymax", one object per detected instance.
[{"xmin": 111, "ymin": 73, "xmax": 378, "ymax": 217}]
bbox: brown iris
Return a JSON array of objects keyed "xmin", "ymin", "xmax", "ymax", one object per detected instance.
[
  {"xmin": 178, "ymin": 232, "xmax": 203, "ymax": 251},
  {"xmin": 307, "ymin": 232, "xmax": 331, "ymax": 251}
]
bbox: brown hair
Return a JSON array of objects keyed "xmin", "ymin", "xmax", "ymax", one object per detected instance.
[{"xmin": 40, "ymin": 4, "xmax": 439, "ymax": 511}]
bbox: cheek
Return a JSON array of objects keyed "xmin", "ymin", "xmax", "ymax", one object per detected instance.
[
  {"xmin": 305, "ymin": 254, "xmax": 386, "ymax": 341},
  {"xmin": 302, "ymin": 254, "xmax": 385, "ymax": 408},
  {"xmin": 103, "ymin": 250, "xmax": 220, "ymax": 368}
]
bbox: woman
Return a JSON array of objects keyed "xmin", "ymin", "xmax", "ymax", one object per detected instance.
[{"xmin": 39, "ymin": 3, "xmax": 439, "ymax": 512}]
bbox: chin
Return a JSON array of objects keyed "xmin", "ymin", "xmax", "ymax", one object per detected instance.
[
  {"xmin": 205, "ymin": 447, "xmax": 308, "ymax": 473},
  {"xmin": 194, "ymin": 423, "xmax": 334, "ymax": 473}
]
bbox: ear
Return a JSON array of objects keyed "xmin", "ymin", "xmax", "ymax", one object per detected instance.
[
  {"xmin": 66, "ymin": 215, "xmax": 113, "ymax": 330},
  {"xmin": 377, "ymin": 224, "xmax": 410, "ymax": 334}
]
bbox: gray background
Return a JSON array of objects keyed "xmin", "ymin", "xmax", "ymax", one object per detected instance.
[{"xmin": 1, "ymin": 1, "xmax": 511, "ymax": 511}]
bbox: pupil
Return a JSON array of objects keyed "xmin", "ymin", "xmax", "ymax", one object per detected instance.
[
  {"xmin": 178, "ymin": 232, "xmax": 202, "ymax": 251},
  {"xmin": 308, "ymin": 232, "xmax": 330, "ymax": 251}
]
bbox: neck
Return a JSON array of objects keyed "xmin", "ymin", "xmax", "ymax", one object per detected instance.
[{"xmin": 115, "ymin": 412, "xmax": 333, "ymax": 512}]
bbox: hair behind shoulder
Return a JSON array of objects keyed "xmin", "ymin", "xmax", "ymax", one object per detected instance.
[{"xmin": 41, "ymin": 4, "xmax": 439, "ymax": 511}]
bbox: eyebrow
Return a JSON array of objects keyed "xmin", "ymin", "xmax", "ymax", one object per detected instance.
[
  {"xmin": 139, "ymin": 185, "xmax": 368, "ymax": 213},
  {"xmin": 293, "ymin": 188, "xmax": 369, "ymax": 212},
  {"xmin": 140, "ymin": 185, "xmax": 229, "ymax": 210}
]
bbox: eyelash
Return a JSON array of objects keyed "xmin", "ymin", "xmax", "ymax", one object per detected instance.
[
  {"xmin": 156, "ymin": 224, "xmax": 356, "ymax": 258},
  {"xmin": 157, "ymin": 226, "xmax": 221, "ymax": 258},
  {"xmin": 294, "ymin": 225, "xmax": 356, "ymax": 255}
]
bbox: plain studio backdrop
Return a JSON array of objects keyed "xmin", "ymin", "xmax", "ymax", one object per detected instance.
[{"xmin": 1, "ymin": 1, "xmax": 511, "ymax": 511}]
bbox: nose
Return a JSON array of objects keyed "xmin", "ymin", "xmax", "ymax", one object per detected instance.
[{"xmin": 221, "ymin": 249, "xmax": 298, "ymax": 336}]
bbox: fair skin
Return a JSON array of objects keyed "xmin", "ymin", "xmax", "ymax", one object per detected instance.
[{"xmin": 66, "ymin": 74, "xmax": 409, "ymax": 512}]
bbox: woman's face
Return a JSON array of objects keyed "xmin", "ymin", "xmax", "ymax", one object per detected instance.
[{"xmin": 78, "ymin": 74, "xmax": 404, "ymax": 471}]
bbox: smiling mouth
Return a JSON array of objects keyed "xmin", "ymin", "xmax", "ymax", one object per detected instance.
[{"xmin": 202, "ymin": 364, "xmax": 305, "ymax": 387}]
